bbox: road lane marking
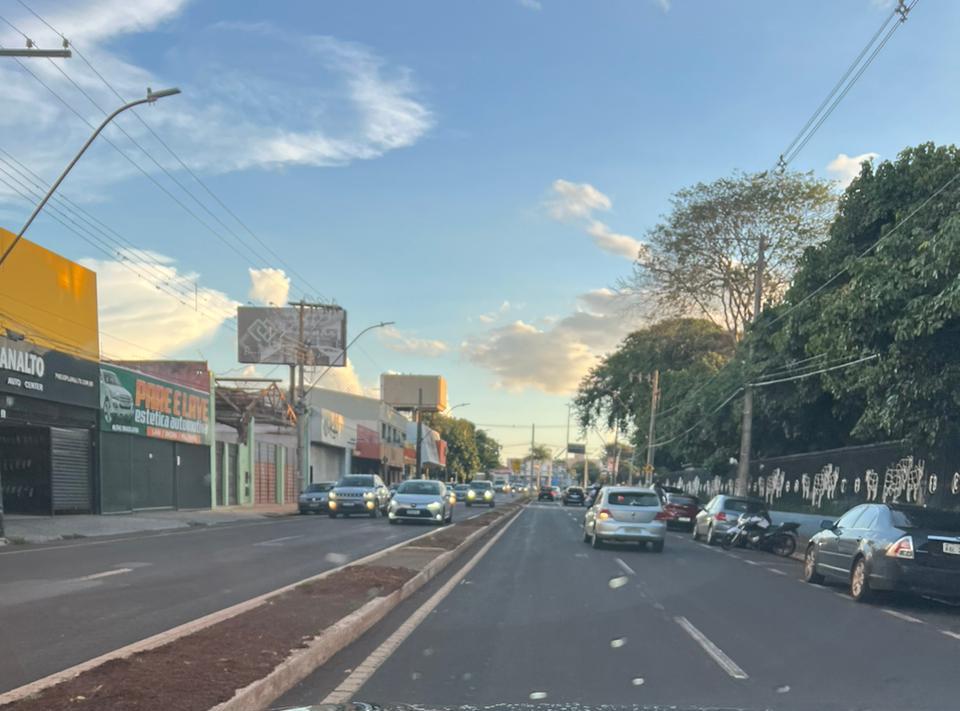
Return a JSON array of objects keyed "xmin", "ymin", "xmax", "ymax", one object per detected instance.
[
  {"xmin": 253, "ymin": 535, "xmax": 304, "ymax": 547},
  {"xmin": 767, "ymin": 568, "xmax": 787, "ymax": 576},
  {"xmin": 74, "ymin": 568, "xmax": 133, "ymax": 581},
  {"xmin": 614, "ymin": 557, "xmax": 636, "ymax": 576},
  {"xmin": 834, "ymin": 593, "xmax": 853, "ymax": 601},
  {"xmin": 743, "ymin": 559, "xmax": 759, "ymax": 566},
  {"xmin": 940, "ymin": 630, "xmax": 960, "ymax": 641},
  {"xmin": 322, "ymin": 510, "xmax": 522, "ymax": 704},
  {"xmin": 675, "ymin": 616, "xmax": 748, "ymax": 680},
  {"xmin": 926, "ymin": 596, "xmax": 960, "ymax": 608},
  {"xmin": 883, "ymin": 609, "xmax": 924, "ymax": 624}
]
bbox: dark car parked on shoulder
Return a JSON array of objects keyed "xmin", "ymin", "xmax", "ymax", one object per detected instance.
[
  {"xmin": 562, "ymin": 486, "xmax": 585, "ymax": 506},
  {"xmin": 660, "ymin": 492, "xmax": 699, "ymax": 531},
  {"xmin": 803, "ymin": 503, "xmax": 960, "ymax": 602}
]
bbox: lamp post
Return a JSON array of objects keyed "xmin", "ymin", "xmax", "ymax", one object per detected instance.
[{"xmin": 0, "ymin": 88, "xmax": 181, "ymax": 268}]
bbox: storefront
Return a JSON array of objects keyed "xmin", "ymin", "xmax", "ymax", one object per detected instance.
[
  {"xmin": 351, "ymin": 422, "xmax": 383, "ymax": 475},
  {"xmin": 309, "ymin": 407, "xmax": 348, "ymax": 484},
  {"xmin": 98, "ymin": 363, "xmax": 212, "ymax": 512},
  {"xmin": 0, "ymin": 333, "xmax": 99, "ymax": 514}
]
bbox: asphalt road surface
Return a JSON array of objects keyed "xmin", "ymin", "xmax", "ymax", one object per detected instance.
[
  {"xmin": 0, "ymin": 497, "xmax": 506, "ymax": 694},
  {"xmin": 279, "ymin": 501, "xmax": 960, "ymax": 711}
]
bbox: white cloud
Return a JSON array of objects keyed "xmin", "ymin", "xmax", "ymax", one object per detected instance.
[
  {"xmin": 519, "ymin": 0, "xmax": 543, "ymax": 9},
  {"xmin": 306, "ymin": 358, "xmax": 365, "ymax": 395},
  {"xmin": 654, "ymin": 0, "xmax": 671, "ymax": 12},
  {"xmin": 79, "ymin": 249, "xmax": 237, "ymax": 359},
  {"xmin": 0, "ymin": 3, "xmax": 433, "ymax": 203},
  {"xmin": 586, "ymin": 221, "xmax": 646, "ymax": 261},
  {"xmin": 462, "ymin": 289, "xmax": 640, "ymax": 394},
  {"xmin": 546, "ymin": 179, "xmax": 612, "ymax": 221},
  {"xmin": 477, "ymin": 300, "xmax": 512, "ymax": 324},
  {"xmin": 247, "ymin": 267, "xmax": 290, "ymax": 306},
  {"xmin": 379, "ymin": 326, "xmax": 449, "ymax": 357},
  {"xmin": 827, "ymin": 152, "xmax": 879, "ymax": 188}
]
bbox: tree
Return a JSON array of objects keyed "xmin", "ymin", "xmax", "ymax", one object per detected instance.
[
  {"xmin": 424, "ymin": 413, "xmax": 481, "ymax": 482},
  {"xmin": 474, "ymin": 429, "xmax": 502, "ymax": 471},
  {"xmin": 622, "ymin": 170, "xmax": 835, "ymax": 340},
  {"xmin": 529, "ymin": 444, "xmax": 551, "ymax": 461}
]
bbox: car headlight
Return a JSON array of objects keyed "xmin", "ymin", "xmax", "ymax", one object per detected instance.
[
  {"xmin": 328, "ymin": 491, "xmax": 337, "ymax": 500},
  {"xmin": 366, "ymin": 500, "xmax": 375, "ymax": 510},
  {"xmin": 363, "ymin": 491, "xmax": 375, "ymax": 500},
  {"xmin": 484, "ymin": 490, "xmax": 493, "ymax": 500},
  {"xmin": 389, "ymin": 499, "xmax": 399, "ymax": 510},
  {"xmin": 427, "ymin": 500, "xmax": 442, "ymax": 511},
  {"xmin": 467, "ymin": 490, "xmax": 476, "ymax": 499}
]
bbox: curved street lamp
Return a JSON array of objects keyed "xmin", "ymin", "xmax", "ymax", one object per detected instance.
[
  {"xmin": 0, "ymin": 87, "xmax": 182, "ymax": 268},
  {"xmin": 302, "ymin": 320, "xmax": 395, "ymax": 397}
]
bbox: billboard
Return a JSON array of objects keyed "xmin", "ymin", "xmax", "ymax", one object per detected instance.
[
  {"xmin": 0, "ymin": 333, "xmax": 98, "ymax": 409},
  {"xmin": 0, "ymin": 228, "xmax": 99, "ymax": 361},
  {"xmin": 567, "ymin": 443, "xmax": 586, "ymax": 455},
  {"xmin": 237, "ymin": 306, "xmax": 346, "ymax": 366},
  {"xmin": 99, "ymin": 363, "xmax": 211, "ymax": 445},
  {"xmin": 380, "ymin": 374, "xmax": 447, "ymax": 412}
]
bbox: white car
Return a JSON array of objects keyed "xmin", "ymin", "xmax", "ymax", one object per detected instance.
[
  {"xmin": 583, "ymin": 486, "xmax": 667, "ymax": 552},
  {"xmin": 388, "ymin": 480, "xmax": 454, "ymax": 525}
]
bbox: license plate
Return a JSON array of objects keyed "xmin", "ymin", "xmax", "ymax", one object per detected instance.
[
  {"xmin": 678, "ymin": 517, "xmax": 691, "ymax": 522},
  {"xmin": 943, "ymin": 542, "xmax": 960, "ymax": 555}
]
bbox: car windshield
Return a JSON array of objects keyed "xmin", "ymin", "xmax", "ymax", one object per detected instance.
[
  {"xmin": 338, "ymin": 476, "xmax": 375, "ymax": 488},
  {"xmin": 469, "ymin": 481, "xmax": 492, "ymax": 490},
  {"xmin": 568, "ymin": 488, "xmax": 583, "ymax": 494},
  {"xmin": 397, "ymin": 481, "xmax": 442, "ymax": 495},
  {"xmin": 667, "ymin": 494, "xmax": 698, "ymax": 506},
  {"xmin": 890, "ymin": 508, "xmax": 960, "ymax": 532},
  {"xmin": 304, "ymin": 483, "xmax": 333, "ymax": 493},
  {"xmin": 606, "ymin": 491, "xmax": 660, "ymax": 507}
]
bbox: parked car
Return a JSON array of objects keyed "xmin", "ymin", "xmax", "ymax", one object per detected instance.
[
  {"xmin": 583, "ymin": 486, "xmax": 667, "ymax": 552},
  {"xmin": 466, "ymin": 479, "xmax": 496, "ymax": 507},
  {"xmin": 388, "ymin": 479, "xmax": 454, "ymax": 525},
  {"xmin": 298, "ymin": 481, "xmax": 335, "ymax": 514},
  {"xmin": 803, "ymin": 503, "xmax": 960, "ymax": 602},
  {"xmin": 327, "ymin": 474, "xmax": 390, "ymax": 518},
  {"xmin": 693, "ymin": 495, "xmax": 766, "ymax": 545},
  {"xmin": 562, "ymin": 486, "xmax": 586, "ymax": 506},
  {"xmin": 660, "ymin": 492, "xmax": 700, "ymax": 531},
  {"xmin": 538, "ymin": 485, "xmax": 557, "ymax": 502}
]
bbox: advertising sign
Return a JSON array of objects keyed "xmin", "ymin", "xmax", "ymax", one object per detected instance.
[
  {"xmin": 237, "ymin": 306, "xmax": 346, "ymax": 366},
  {"xmin": 380, "ymin": 374, "xmax": 447, "ymax": 412},
  {"xmin": 0, "ymin": 333, "xmax": 97, "ymax": 409},
  {"xmin": 567, "ymin": 443, "xmax": 586, "ymax": 455},
  {"xmin": 309, "ymin": 407, "xmax": 347, "ymax": 448},
  {"xmin": 354, "ymin": 423, "xmax": 381, "ymax": 460},
  {"xmin": 99, "ymin": 363, "xmax": 211, "ymax": 445}
]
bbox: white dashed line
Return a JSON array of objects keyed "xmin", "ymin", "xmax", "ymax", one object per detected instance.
[
  {"xmin": 834, "ymin": 593, "xmax": 853, "ymax": 601},
  {"xmin": 767, "ymin": 568, "xmax": 787, "ymax": 576},
  {"xmin": 939, "ymin": 630, "xmax": 960, "ymax": 641},
  {"xmin": 614, "ymin": 557, "xmax": 636, "ymax": 576},
  {"xmin": 743, "ymin": 559, "xmax": 759, "ymax": 566},
  {"xmin": 253, "ymin": 535, "xmax": 304, "ymax": 547},
  {"xmin": 74, "ymin": 568, "xmax": 133, "ymax": 581},
  {"xmin": 882, "ymin": 609, "xmax": 924, "ymax": 624},
  {"xmin": 675, "ymin": 616, "xmax": 749, "ymax": 680}
]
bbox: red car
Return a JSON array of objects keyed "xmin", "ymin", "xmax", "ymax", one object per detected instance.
[
  {"xmin": 538, "ymin": 485, "xmax": 558, "ymax": 501},
  {"xmin": 660, "ymin": 492, "xmax": 700, "ymax": 531}
]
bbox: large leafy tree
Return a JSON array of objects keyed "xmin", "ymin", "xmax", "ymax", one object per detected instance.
[
  {"xmin": 424, "ymin": 414, "xmax": 481, "ymax": 482},
  {"xmin": 474, "ymin": 429, "xmax": 502, "ymax": 471},
  {"xmin": 622, "ymin": 170, "xmax": 835, "ymax": 340}
]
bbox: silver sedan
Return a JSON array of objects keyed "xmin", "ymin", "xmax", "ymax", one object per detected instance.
[
  {"xmin": 583, "ymin": 486, "xmax": 667, "ymax": 552},
  {"xmin": 388, "ymin": 480, "xmax": 455, "ymax": 525}
]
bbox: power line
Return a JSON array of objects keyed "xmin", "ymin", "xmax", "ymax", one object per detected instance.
[{"xmin": 752, "ymin": 353, "xmax": 879, "ymax": 387}]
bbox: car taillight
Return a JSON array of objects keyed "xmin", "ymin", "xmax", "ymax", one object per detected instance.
[
  {"xmin": 598, "ymin": 509, "xmax": 612, "ymax": 521},
  {"xmin": 654, "ymin": 510, "xmax": 670, "ymax": 520},
  {"xmin": 886, "ymin": 535, "xmax": 915, "ymax": 559},
  {"xmin": 715, "ymin": 512, "xmax": 727, "ymax": 521}
]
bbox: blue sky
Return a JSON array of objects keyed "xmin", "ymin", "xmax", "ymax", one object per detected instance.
[{"xmin": 1, "ymin": 0, "xmax": 958, "ymax": 460}]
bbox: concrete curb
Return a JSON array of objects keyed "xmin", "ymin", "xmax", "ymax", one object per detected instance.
[
  {"xmin": 0, "ymin": 524, "xmax": 445, "ymax": 707},
  {"xmin": 209, "ymin": 505, "xmax": 525, "ymax": 711}
]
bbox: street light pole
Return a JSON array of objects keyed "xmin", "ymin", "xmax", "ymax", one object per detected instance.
[{"xmin": 0, "ymin": 88, "xmax": 181, "ymax": 268}]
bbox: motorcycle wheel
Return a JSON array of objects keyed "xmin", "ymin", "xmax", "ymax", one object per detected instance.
[
  {"xmin": 771, "ymin": 534, "xmax": 796, "ymax": 558},
  {"xmin": 720, "ymin": 530, "xmax": 737, "ymax": 550}
]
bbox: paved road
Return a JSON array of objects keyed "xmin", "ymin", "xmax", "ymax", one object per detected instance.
[
  {"xmin": 280, "ymin": 501, "xmax": 960, "ymax": 711},
  {"xmin": 0, "ymin": 497, "xmax": 506, "ymax": 694}
]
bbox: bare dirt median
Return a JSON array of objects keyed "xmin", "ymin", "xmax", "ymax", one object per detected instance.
[{"xmin": 3, "ymin": 499, "xmax": 525, "ymax": 711}]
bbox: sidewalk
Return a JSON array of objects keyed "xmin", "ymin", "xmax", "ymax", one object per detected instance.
[{"xmin": 1, "ymin": 504, "xmax": 298, "ymax": 545}]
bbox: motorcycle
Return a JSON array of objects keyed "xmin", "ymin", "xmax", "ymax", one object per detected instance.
[{"xmin": 720, "ymin": 512, "xmax": 799, "ymax": 557}]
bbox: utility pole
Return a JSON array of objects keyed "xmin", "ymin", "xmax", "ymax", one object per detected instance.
[
  {"xmin": 645, "ymin": 369, "xmax": 660, "ymax": 483},
  {"xmin": 612, "ymin": 422, "xmax": 621, "ymax": 485},
  {"xmin": 735, "ymin": 235, "xmax": 766, "ymax": 496},
  {"xmin": 415, "ymin": 388, "xmax": 424, "ymax": 479}
]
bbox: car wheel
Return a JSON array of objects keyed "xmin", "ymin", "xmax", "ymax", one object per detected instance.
[
  {"xmin": 466, "ymin": 502, "xmax": 473, "ymax": 507},
  {"xmin": 850, "ymin": 557, "xmax": 874, "ymax": 602},
  {"xmin": 489, "ymin": 502, "xmax": 495, "ymax": 508},
  {"xmin": 650, "ymin": 540, "xmax": 664, "ymax": 553},
  {"xmin": 692, "ymin": 524, "xmax": 701, "ymax": 541},
  {"xmin": 369, "ymin": 507, "xmax": 380, "ymax": 519},
  {"xmin": 582, "ymin": 528, "xmax": 590, "ymax": 543},
  {"xmin": 591, "ymin": 531, "xmax": 603, "ymax": 549},
  {"xmin": 389, "ymin": 518, "xmax": 398, "ymax": 525},
  {"xmin": 328, "ymin": 512, "xmax": 339, "ymax": 519},
  {"xmin": 802, "ymin": 546, "xmax": 825, "ymax": 584},
  {"xmin": 706, "ymin": 525, "xmax": 716, "ymax": 546}
]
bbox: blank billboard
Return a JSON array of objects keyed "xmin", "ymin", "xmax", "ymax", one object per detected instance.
[
  {"xmin": 381, "ymin": 374, "xmax": 447, "ymax": 412},
  {"xmin": 237, "ymin": 306, "xmax": 347, "ymax": 366}
]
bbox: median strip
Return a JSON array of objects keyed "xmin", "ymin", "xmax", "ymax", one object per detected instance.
[{"xmin": 0, "ymin": 498, "xmax": 527, "ymax": 711}]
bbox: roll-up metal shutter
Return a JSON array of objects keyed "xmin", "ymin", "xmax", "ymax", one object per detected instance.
[{"xmin": 50, "ymin": 426, "xmax": 92, "ymax": 512}]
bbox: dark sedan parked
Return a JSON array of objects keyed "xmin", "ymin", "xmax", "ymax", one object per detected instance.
[
  {"xmin": 562, "ymin": 486, "xmax": 585, "ymax": 506},
  {"xmin": 803, "ymin": 503, "xmax": 960, "ymax": 602}
]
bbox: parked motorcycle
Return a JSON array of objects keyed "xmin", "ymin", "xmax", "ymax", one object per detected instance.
[{"xmin": 720, "ymin": 512, "xmax": 799, "ymax": 557}]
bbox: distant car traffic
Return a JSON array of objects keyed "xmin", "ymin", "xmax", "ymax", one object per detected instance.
[
  {"xmin": 660, "ymin": 492, "xmax": 700, "ymax": 531},
  {"xmin": 803, "ymin": 503, "xmax": 960, "ymax": 602},
  {"xmin": 328, "ymin": 474, "xmax": 391, "ymax": 518},
  {"xmin": 693, "ymin": 494, "xmax": 766, "ymax": 545},
  {"xmin": 538, "ymin": 485, "xmax": 557, "ymax": 502},
  {"xmin": 562, "ymin": 486, "xmax": 585, "ymax": 506},
  {"xmin": 388, "ymin": 479, "xmax": 454, "ymax": 525},
  {"xmin": 583, "ymin": 486, "xmax": 667, "ymax": 552},
  {"xmin": 493, "ymin": 477, "xmax": 509, "ymax": 493},
  {"xmin": 298, "ymin": 482, "xmax": 335, "ymax": 514},
  {"xmin": 466, "ymin": 479, "xmax": 495, "ymax": 507},
  {"xmin": 453, "ymin": 483, "xmax": 470, "ymax": 501}
]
